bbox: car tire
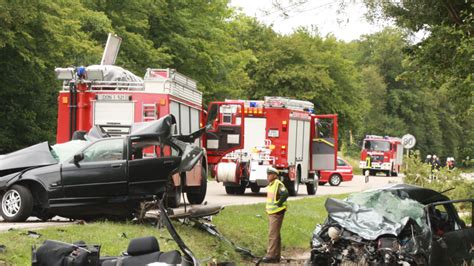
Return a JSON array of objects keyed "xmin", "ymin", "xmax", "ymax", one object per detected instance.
[
  {"xmin": 1, "ymin": 185, "xmax": 34, "ymax": 222},
  {"xmin": 250, "ymin": 184, "xmax": 260, "ymax": 193},
  {"xmin": 329, "ymin": 174, "xmax": 342, "ymax": 186},
  {"xmin": 186, "ymin": 168, "xmax": 207, "ymax": 204},
  {"xmin": 167, "ymin": 184, "xmax": 182, "ymax": 208},
  {"xmin": 318, "ymin": 182, "xmax": 326, "ymax": 186}
]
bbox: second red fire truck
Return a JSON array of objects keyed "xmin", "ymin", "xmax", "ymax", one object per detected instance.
[
  {"xmin": 359, "ymin": 135, "xmax": 403, "ymax": 176},
  {"xmin": 204, "ymin": 97, "xmax": 338, "ymax": 196}
]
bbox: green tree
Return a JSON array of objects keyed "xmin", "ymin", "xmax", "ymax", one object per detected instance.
[{"xmin": 0, "ymin": 0, "xmax": 106, "ymax": 152}]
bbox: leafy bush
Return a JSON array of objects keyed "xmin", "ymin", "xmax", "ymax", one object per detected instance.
[{"xmin": 403, "ymin": 151, "xmax": 474, "ymax": 201}]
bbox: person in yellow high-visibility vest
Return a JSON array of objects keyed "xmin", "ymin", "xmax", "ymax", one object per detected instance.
[{"xmin": 261, "ymin": 166, "xmax": 288, "ymax": 263}]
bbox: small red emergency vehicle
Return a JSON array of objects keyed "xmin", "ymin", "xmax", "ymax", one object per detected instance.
[
  {"xmin": 359, "ymin": 135, "xmax": 403, "ymax": 176},
  {"xmin": 54, "ymin": 65, "xmax": 207, "ymax": 207},
  {"xmin": 204, "ymin": 97, "xmax": 338, "ymax": 196}
]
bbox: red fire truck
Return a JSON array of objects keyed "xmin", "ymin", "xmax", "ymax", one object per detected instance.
[
  {"xmin": 359, "ymin": 135, "xmax": 403, "ymax": 176},
  {"xmin": 204, "ymin": 97, "xmax": 338, "ymax": 196},
  {"xmin": 54, "ymin": 65, "xmax": 207, "ymax": 207}
]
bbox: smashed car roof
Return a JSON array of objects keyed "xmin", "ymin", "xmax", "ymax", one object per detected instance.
[{"xmin": 325, "ymin": 184, "xmax": 440, "ymax": 240}]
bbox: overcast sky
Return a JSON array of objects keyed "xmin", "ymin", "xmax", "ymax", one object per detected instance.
[{"xmin": 230, "ymin": 0, "xmax": 391, "ymax": 41}]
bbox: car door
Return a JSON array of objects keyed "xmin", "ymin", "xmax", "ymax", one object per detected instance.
[
  {"xmin": 61, "ymin": 138, "xmax": 128, "ymax": 200},
  {"xmin": 127, "ymin": 136, "xmax": 181, "ymax": 196},
  {"xmin": 427, "ymin": 200, "xmax": 474, "ymax": 265}
]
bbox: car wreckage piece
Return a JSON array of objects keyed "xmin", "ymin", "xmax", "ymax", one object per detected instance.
[
  {"xmin": 0, "ymin": 114, "xmax": 205, "ymax": 222},
  {"xmin": 32, "ymin": 198, "xmax": 198, "ymax": 266},
  {"xmin": 310, "ymin": 184, "xmax": 474, "ymax": 266}
]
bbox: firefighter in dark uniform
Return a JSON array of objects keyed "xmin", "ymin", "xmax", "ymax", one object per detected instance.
[{"xmin": 261, "ymin": 167, "xmax": 288, "ymax": 263}]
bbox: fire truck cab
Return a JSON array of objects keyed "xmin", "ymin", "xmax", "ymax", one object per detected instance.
[
  {"xmin": 359, "ymin": 135, "xmax": 403, "ymax": 176},
  {"xmin": 205, "ymin": 97, "xmax": 338, "ymax": 196},
  {"xmin": 55, "ymin": 65, "xmax": 207, "ymax": 207}
]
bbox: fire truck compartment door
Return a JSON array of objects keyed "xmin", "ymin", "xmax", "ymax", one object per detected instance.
[
  {"xmin": 94, "ymin": 101, "xmax": 135, "ymax": 126},
  {"xmin": 312, "ymin": 114, "xmax": 338, "ymax": 170},
  {"xmin": 206, "ymin": 102, "xmax": 245, "ymax": 156}
]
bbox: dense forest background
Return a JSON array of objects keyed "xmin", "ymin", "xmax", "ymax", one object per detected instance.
[{"xmin": 0, "ymin": 0, "xmax": 472, "ymax": 162}]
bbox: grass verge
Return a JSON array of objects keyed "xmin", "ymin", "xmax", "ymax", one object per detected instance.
[{"xmin": 0, "ymin": 193, "xmax": 347, "ymax": 265}]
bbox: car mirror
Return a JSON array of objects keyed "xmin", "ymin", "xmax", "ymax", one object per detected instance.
[{"xmin": 73, "ymin": 153, "xmax": 84, "ymax": 164}]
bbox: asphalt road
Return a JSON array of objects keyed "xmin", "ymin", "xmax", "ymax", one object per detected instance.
[{"xmin": 0, "ymin": 174, "xmax": 402, "ymax": 231}]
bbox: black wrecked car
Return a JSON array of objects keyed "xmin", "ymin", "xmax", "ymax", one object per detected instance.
[
  {"xmin": 0, "ymin": 115, "xmax": 205, "ymax": 222},
  {"xmin": 310, "ymin": 184, "xmax": 474, "ymax": 265}
]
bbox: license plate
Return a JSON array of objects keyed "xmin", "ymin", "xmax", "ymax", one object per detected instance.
[{"xmin": 268, "ymin": 129, "xmax": 279, "ymax": 137}]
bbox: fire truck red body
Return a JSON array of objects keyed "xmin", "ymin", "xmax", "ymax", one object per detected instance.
[
  {"xmin": 55, "ymin": 66, "xmax": 207, "ymax": 206},
  {"xmin": 359, "ymin": 135, "xmax": 403, "ymax": 176},
  {"xmin": 204, "ymin": 97, "xmax": 338, "ymax": 196}
]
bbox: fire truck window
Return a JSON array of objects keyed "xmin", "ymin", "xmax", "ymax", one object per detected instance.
[
  {"xmin": 316, "ymin": 120, "xmax": 333, "ymax": 138},
  {"xmin": 223, "ymin": 114, "xmax": 232, "ymax": 124},
  {"xmin": 207, "ymin": 104, "xmax": 218, "ymax": 128},
  {"xmin": 365, "ymin": 140, "xmax": 390, "ymax": 152},
  {"xmin": 82, "ymin": 139, "xmax": 124, "ymax": 162}
]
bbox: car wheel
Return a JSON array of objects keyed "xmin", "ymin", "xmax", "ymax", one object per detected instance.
[
  {"xmin": 329, "ymin": 174, "xmax": 342, "ymax": 186},
  {"xmin": 318, "ymin": 182, "xmax": 326, "ymax": 186},
  {"xmin": 250, "ymin": 184, "xmax": 260, "ymax": 193},
  {"xmin": 186, "ymin": 168, "xmax": 207, "ymax": 204},
  {"xmin": 1, "ymin": 185, "xmax": 34, "ymax": 222},
  {"xmin": 167, "ymin": 184, "xmax": 182, "ymax": 208}
]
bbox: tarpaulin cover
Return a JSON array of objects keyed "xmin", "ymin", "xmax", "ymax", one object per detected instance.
[
  {"xmin": 325, "ymin": 188, "xmax": 428, "ymax": 240},
  {"xmin": 0, "ymin": 142, "xmax": 57, "ymax": 173},
  {"xmin": 86, "ymin": 65, "xmax": 143, "ymax": 83}
]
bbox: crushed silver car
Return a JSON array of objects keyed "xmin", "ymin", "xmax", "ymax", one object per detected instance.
[{"xmin": 310, "ymin": 184, "xmax": 474, "ymax": 265}]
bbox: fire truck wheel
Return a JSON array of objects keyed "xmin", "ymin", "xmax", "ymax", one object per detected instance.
[
  {"xmin": 329, "ymin": 174, "xmax": 342, "ymax": 186},
  {"xmin": 1, "ymin": 185, "xmax": 34, "ymax": 222},
  {"xmin": 306, "ymin": 182, "xmax": 316, "ymax": 195},
  {"xmin": 385, "ymin": 170, "xmax": 391, "ymax": 177},
  {"xmin": 250, "ymin": 184, "xmax": 260, "ymax": 193},
  {"xmin": 318, "ymin": 182, "xmax": 327, "ymax": 186},
  {"xmin": 186, "ymin": 168, "xmax": 207, "ymax": 204},
  {"xmin": 225, "ymin": 186, "xmax": 236, "ymax": 194},
  {"xmin": 235, "ymin": 182, "xmax": 247, "ymax": 195},
  {"xmin": 391, "ymin": 172, "xmax": 398, "ymax": 177},
  {"xmin": 167, "ymin": 185, "xmax": 182, "ymax": 208},
  {"xmin": 286, "ymin": 173, "xmax": 300, "ymax": 197}
]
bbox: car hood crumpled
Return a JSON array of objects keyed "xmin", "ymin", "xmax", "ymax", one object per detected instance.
[
  {"xmin": 325, "ymin": 187, "xmax": 429, "ymax": 240},
  {"xmin": 0, "ymin": 142, "xmax": 57, "ymax": 176}
]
